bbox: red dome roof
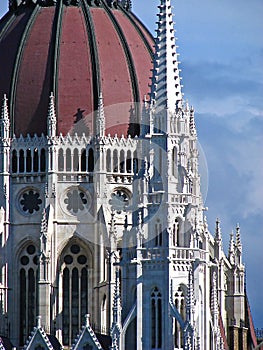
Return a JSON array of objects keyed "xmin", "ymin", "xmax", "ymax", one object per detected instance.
[{"xmin": 0, "ymin": 1, "xmax": 154, "ymax": 136}]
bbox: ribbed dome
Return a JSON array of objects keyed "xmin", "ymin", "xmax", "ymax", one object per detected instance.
[{"xmin": 0, "ymin": 0, "xmax": 154, "ymax": 136}]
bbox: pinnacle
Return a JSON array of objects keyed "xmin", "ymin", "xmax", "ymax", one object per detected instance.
[
  {"xmin": 150, "ymin": 0, "xmax": 182, "ymax": 112},
  {"xmin": 1, "ymin": 94, "xmax": 9, "ymax": 120}
]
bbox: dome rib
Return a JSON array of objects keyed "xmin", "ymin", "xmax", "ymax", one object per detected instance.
[
  {"xmin": 52, "ymin": 0, "xmax": 64, "ymax": 98},
  {"xmin": 9, "ymin": 4, "xmax": 40, "ymax": 135},
  {"xmin": 0, "ymin": 11, "xmax": 16, "ymax": 42},
  {"xmin": 101, "ymin": 1, "xmax": 140, "ymax": 120},
  {"xmin": 120, "ymin": 6, "xmax": 154, "ymax": 60},
  {"xmin": 81, "ymin": 0, "xmax": 101, "ymax": 112}
]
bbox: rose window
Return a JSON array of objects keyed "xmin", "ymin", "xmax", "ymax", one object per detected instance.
[
  {"xmin": 110, "ymin": 189, "xmax": 130, "ymax": 213},
  {"xmin": 20, "ymin": 190, "xmax": 42, "ymax": 214},
  {"xmin": 64, "ymin": 188, "xmax": 88, "ymax": 214}
]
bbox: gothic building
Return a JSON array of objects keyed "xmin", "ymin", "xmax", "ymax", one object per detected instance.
[{"xmin": 0, "ymin": 0, "xmax": 258, "ymax": 349}]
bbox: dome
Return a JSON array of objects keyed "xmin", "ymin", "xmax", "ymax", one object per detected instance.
[{"xmin": 0, "ymin": 0, "xmax": 154, "ymax": 137}]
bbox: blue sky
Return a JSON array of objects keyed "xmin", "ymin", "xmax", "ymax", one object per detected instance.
[{"xmin": 1, "ymin": 0, "xmax": 263, "ymax": 328}]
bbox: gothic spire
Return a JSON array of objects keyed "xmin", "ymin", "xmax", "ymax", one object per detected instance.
[
  {"xmin": 150, "ymin": 0, "xmax": 182, "ymax": 112},
  {"xmin": 1, "ymin": 94, "xmax": 10, "ymax": 139},
  {"xmin": 47, "ymin": 92, "xmax": 56, "ymax": 138}
]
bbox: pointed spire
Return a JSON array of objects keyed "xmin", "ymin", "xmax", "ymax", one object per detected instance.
[
  {"xmin": 96, "ymin": 91, "xmax": 105, "ymax": 137},
  {"xmin": 189, "ymin": 106, "xmax": 196, "ymax": 135},
  {"xmin": 215, "ymin": 218, "xmax": 222, "ymax": 243},
  {"xmin": 1, "ymin": 94, "xmax": 10, "ymax": 139},
  {"xmin": 228, "ymin": 231, "xmax": 235, "ymax": 264},
  {"xmin": 47, "ymin": 92, "xmax": 56, "ymax": 138},
  {"xmin": 150, "ymin": 0, "xmax": 182, "ymax": 112},
  {"xmin": 235, "ymin": 223, "xmax": 242, "ymax": 251}
]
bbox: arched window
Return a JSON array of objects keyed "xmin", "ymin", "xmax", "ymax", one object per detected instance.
[
  {"xmin": 106, "ymin": 149, "xmax": 111, "ymax": 172},
  {"xmin": 19, "ymin": 244, "xmax": 38, "ymax": 345},
  {"xmin": 12, "ymin": 150, "xmax": 18, "ymax": 173},
  {"xmin": 40, "ymin": 149, "xmax": 46, "ymax": 172},
  {"xmin": 120, "ymin": 150, "xmax": 125, "ymax": 173},
  {"xmin": 155, "ymin": 220, "xmax": 162, "ymax": 247},
  {"xmin": 88, "ymin": 148, "xmax": 94, "ymax": 172},
  {"xmin": 172, "ymin": 147, "xmax": 177, "ymax": 177},
  {"xmin": 33, "ymin": 149, "xmax": 38, "ymax": 172},
  {"xmin": 73, "ymin": 148, "xmax": 79, "ymax": 171},
  {"xmin": 151, "ymin": 287, "xmax": 162, "ymax": 349},
  {"xmin": 113, "ymin": 149, "xmax": 118, "ymax": 173},
  {"xmin": 126, "ymin": 150, "xmax": 132, "ymax": 173},
  {"xmin": 133, "ymin": 151, "xmax": 138, "ymax": 175},
  {"xmin": 26, "ymin": 149, "xmax": 31, "ymax": 173},
  {"xmin": 66, "ymin": 149, "xmax": 71, "ymax": 172},
  {"xmin": 61, "ymin": 243, "xmax": 89, "ymax": 346},
  {"xmin": 81, "ymin": 149, "xmax": 86, "ymax": 172},
  {"xmin": 58, "ymin": 149, "xmax": 64, "ymax": 171},
  {"xmin": 174, "ymin": 286, "xmax": 186, "ymax": 348},
  {"xmin": 19, "ymin": 149, "xmax": 24, "ymax": 173}
]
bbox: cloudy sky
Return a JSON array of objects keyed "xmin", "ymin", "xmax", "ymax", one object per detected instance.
[{"xmin": 1, "ymin": 0, "xmax": 262, "ymax": 328}]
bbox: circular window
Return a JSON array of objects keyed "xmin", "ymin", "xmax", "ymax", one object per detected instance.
[
  {"xmin": 110, "ymin": 188, "xmax": 130, "ymax": 213},
  {"xmin": 64, "ymin": 188, "xmax": 88, "ymax": 214},
  {"xmin": 70, "ymin": 244, "xmax": 80, "ymax": 254},
  {"xmin": 77, "ymin": 255, "xmax": 87, "ymax": 265},
  {"xmin": 19, "ymin": 189, "xmax": 42, "ymax": 214},
  {"xmin": 64, "ymin": 255, "xmax": 73, "ymax": 264},
  {"xmin": 21, "ymin": 256, "xmax": 29, "ymax": 265},
  {"xmin": 27, "ymin": 245, "xmax": 36, "ymax": 255}
]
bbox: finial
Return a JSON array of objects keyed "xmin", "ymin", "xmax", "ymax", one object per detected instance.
[{"xmin": 235, "ymin": 223, "xmax": 242, "ymax": 249}]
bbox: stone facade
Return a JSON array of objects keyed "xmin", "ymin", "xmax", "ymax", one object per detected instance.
[{"xmin": 0, "ymin": 0, "xmax": 257, "ymax": 350}]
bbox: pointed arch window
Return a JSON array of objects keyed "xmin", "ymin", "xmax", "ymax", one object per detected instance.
[
  {"xmin": 81, "ymin": 149, "xmax": 86, "ymax": 172},
  {"xmin": 19, "ymin": 244, "xmax": 38, "ymax": 346},
  {"xmin": 106, "ymin": 149, "xmax": 111, "ymax": 172},
  {"xmin": 33, "ymin": 149, "xmax": 39, "ymax": 172},
  {"xmin": 19, "ymin": 149, "xmax": 24, "ymax": 173},
  {"xmin": 73, "ymin": 149, "xmax": 79, "ymax": 171},
  {"xmin": 12, "ymin": 150, "xmax": 18, "ymax": 173},
  {"xmin": 58, "ymin": 149, "xmax": 64, "ymax": 171},
  {"xmin": 61, "ymin": 243, "xmax": 89, "ymax": 346},
  {"xmin": 174, "ymin": 286, "xmax": 186, "ymax": 348},
  {"xmin": 88, "ymin": 148, "xmax": 94, "ymax": 172},
  {"xmin": 155, "ymin": 220, "xmax": 162, "ymax": 247},
  {"xmin": 151, "ymin": 287, "xmax": 162, "ymax": 349}
]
